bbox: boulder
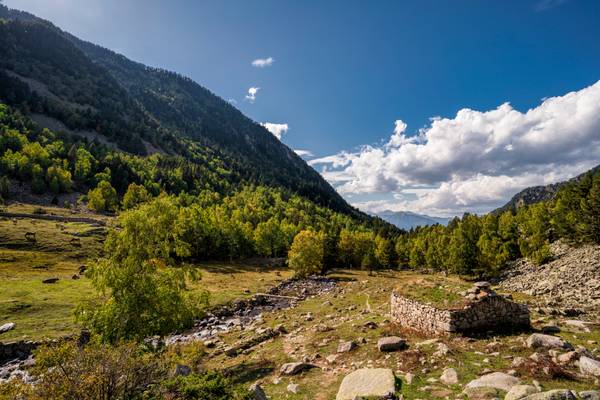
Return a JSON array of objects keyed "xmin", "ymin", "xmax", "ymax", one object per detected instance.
[
  {"xmin": 579, "ymin": 355, "xmax": 600, "ymax": 377},
  {"xmin": 556, "ymin": 351, "xmax": 579, "ymax": 364},
  {"xmin": 505, "ymin": 385, "xmax": 537, "ymax": 400},
  {"xmin": 280, "ymin": 362, "xmax": 316, "ymax": 375},
  {"xmin": 463, "ymin": 386, "xmax": 502, "ymax": 399},
  {"xmin": 42, "ymin": 277, "xmax": 59, "ymax": 284},
  {"xmin": 440, "ymin": 368, "xmax": 458, "ymax": 385},
  {"xmin": 0, "ymin": 322, "xmax": 15, "ymax": 334},
  {"xmin": 464, "ymin": 372, "xmax": 520, "ymax": 392},
  {"xmin": 526, "ymin": 334, "xmax": 573, "ymax": 350},
  {"xmin": 337, "ymin": 340, "xmax": 358, "ymax": 353},
  {"xmin": 541, "ymin": 325, "xmax": 561, "ymax": 334},
  {"xmin": 377, "ymin": 336, "xmax": 407, "ymax": 352},
  {"xmin": 579, "ymin": 391, "xmax": 600, "ymax": 400},
  {"xmin": 564, "ymin": 320, "xmax": 591, "ymax": 332},
  {"xmin": 336, "ymin": 368, "xmax": 396, "ymax": 400},
  {"xmin": 522, "ymin": 389, "xmax": 577, "ymax": 400},
  {"xmin": 174, "ymin": 364, "xmax": 191, "ymax": 377},
  {"xmin": 249, "ymin": 383, "xmax": 268, "ymax": 400}
]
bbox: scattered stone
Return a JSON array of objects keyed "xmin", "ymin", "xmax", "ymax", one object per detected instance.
[
  {"xmin": 579, "ymin": 355, "xmax": 600, "ymax": 377},
  {"xmin": 377, "ymin": 336, "xmax": 407, "ymax": 352},
  {"xmin": 326, "ymin": 354, "xmax": 338, "ymax": 364},
  {"xmin": 287, "ymin": 383, "xmax": 299, "ymax": 394},
  {"xmin": 505, "ymin": 385, "xmax": 538, "ymax": 400},
  {"xmin": 556, "ymin": 351, "xmax": 579, "ymax": 364},
  {"xmin": 71, "ymin": 274, "xmax": 80, "ymax": 280},
  {"xmin": 440, "ymin": 367, "xmax": 458, "ymax": 385},
  {"xmin": 464, "ymin": 372, "xmax": 520, "ymax": 392},
  {"xmin": 337, "ymin": 340, "xmax": 358, "ymax": 353},
  {"xmin": 404, "ymin": 372, "xmax": 414, "ymax": 385},
  {"xmin": 522, "ymin": 389, "xmax": 577, "ymax": 400},
  {"xmin": 541, "ymin": 325, "xmax": 561, "ymax": 334},
  {"xmin": 526, "ymin": 334, "xmax": 573, "ymax": 350},
  {"xmin": 174, "ymin": 364, "xmax": 191, "ymax": 377},
  {"xmin": 336, "ymin": 368, "xmax": 396, "ymax": 400},
  {"xmin": 0, "ymin": 322, "xmax": 15, "ymax": 334},
  {"xmin": 249, "ymin": 383, "xmax": 267, "ymax": 400},
  {"xmin": 280, "ymin": 362, "xmax": 316, "ymax": 375},
  {"xmin": 434, "ymin": 342, "xmax": 450, "ymax": 357},
  {"xmin": 363, "ymin": 321, "xmax": 378, "ymax": 329},
  {"xmin": 564, "ymin": 320, "xmax": 591, "ymax": 332},
  {"xmin": 462, "ymin": 386, "xmax": 502, "ymax": 399},
  {"xmin": 42, "ymin": 277, "xmax": 59, "ymax": 284}
]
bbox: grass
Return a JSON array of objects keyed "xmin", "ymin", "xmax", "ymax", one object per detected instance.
[{"xmin": 0, "ymin": 205, "xmax": 293, "ymax": 341}]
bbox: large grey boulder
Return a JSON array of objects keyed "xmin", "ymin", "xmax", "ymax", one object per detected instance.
[
  {"xmin": 280, "ymin": 362, "xmax": 316, "ymax": 375},
  {"xmin": 579, "ymin": 391, "xmax": 600, "ymax": 400},
  {"xmin": 526, "ymin": 334, "xmax": 573, "ymax": 350},
  {"xmin": 579, "ymin": 390, "xmax": 600, "ymax": 400},
  {"xmin": 377, "ymin": 336, "xmax": 407, "ymax": 352},
  {"xmin": 336, "ymin": 368, "xmax": 396, "ymax": 400},
  {"xmin": 0, "ymin": 322, "xmax": 15, "ymax": 334},
  {"xmin": 505, "ymin": 385, "xmax": 537, "ymax": 400},
  {"xmin": 522, "ymin": 389, "xmax": 577, "ymax": 400},
  {"xmin": 464, "ymin": 372, "xmax": 520, "ymax": 392},
  {"xmin": 579, "ymin": 355, "xmax": 600, "ymax": 377}
]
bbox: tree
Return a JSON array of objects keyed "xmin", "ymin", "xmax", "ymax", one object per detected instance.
[
  {"xmin": 287, "ymin": 230, "xmax": 324, "ymax": 277},
  {"xmin": 122, "ymin": 182, "xmax": 151, "ymax": 209},
  {"xmin": 517, "ymin": 202, "xmax": 553, "ymax": 265},
  {"xmin": 0, "ymin": 175, "xmax": 9, "ymax": 199},
  {"xmin": 76, "ymin": 197, "xmax": 206, "ymax": 342},
  {"xmin": 253, "ymin": 218, "xmax": 285, "ymax": 257},
  {"xmin": 73, "ymin": 147, "xmax": 95, "ymax": 181},
  {"xmin": 448, "ymin": 214, "xmax": 481, "ymax": 275},
  {"xmin": 374, "ymin": 235, "xmax": 395, "ymax": 268},
  {"xmin": 361, "ymin": 247, "xmax": 379, "ymax": 275},
  {"xmin": 87, "ymin": 180, "xmax": 118, "ymax": 212}
]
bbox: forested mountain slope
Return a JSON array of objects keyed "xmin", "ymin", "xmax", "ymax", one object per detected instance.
[
  {"xmin": 0, "ymin": 5, "xmax": 353, "ymax": 214},
  {"xmin": 492, "ymin": 165, "xmax": 600, "ymax": 215}
]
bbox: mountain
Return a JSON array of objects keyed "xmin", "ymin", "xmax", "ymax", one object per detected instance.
[
  {"xmin": 376, "ymin": 210, "xmax": 451, "ymax": 230},
  {"xmin": 0, "ymin": 5, "xmax": 355, "ymax": 215},
  {"xmin": 492, "ymin": 164, "xmax": 600, "ymax": 215}
]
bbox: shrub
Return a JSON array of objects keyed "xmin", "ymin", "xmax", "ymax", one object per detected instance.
[
  {"xmin": 287, "ymin": 230, "xmax": 324, "ymax": 277},
  {"xmin": 87, "ymin": 180, "xmax": 118, "ymax": 212},
  {"xmin": 160, "ymin": 372, "xmax": 253, "ymax": 400}
]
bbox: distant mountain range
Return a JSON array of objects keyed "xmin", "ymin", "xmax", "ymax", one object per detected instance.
[{"xmin": 375, "ymin": 210, "xmax": 451, "ymax": 230}]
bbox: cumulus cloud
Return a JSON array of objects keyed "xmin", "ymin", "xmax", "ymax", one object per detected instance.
[
  {"xmin": 294, "ymin": 149, "xmax": 314, "ymax": 157},
  {"xmin": 252, "ymin": 57, "xmax": 275, "ymax": 68},
  {"xmin": 261, "ymin": 122, "xmax": 289, "ymax": 140},
  {"xmin": 245, "ymin": 87, "xmax": 260, "ymax": 102},
  {"xmin": 312, "ymin": 81, "xmax": 600, "ymax": 216}
]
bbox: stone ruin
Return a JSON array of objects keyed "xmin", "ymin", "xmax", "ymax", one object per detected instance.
[{"xmin": 390, "ymin": 281, "xmax": 530, "ymax": 334}]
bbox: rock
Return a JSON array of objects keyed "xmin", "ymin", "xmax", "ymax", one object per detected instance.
[
  {"xmin": 579, "ymin": 391, "xmax": 600, "ymax": 400},
  {"xmin": 522, "ymin": 389, "xmax": 577, "ymax": 400},
  {"xmin": 287, "ymin": 383, "xmax": 299, "ymax": 394},
  {"xmin": 377, "ymin": 336, "xmax": 407, "ymax": 352},
  {"xmin": 249, "ymin": 383, "xmax": 268, "ymax": 400},
  {"xmin": 434, "ymin": 342, "xmax": 450, "ymax": 357},
  {"xmin": 363, "ymin": 321, "xmax": 378, "ymax": 329},
  {"xmin": 42, "ymin": 277, "xmax": 59, "ymax": 284},
  {"xmin": 336, "ymin": 368, "xmax": 396, "ymax": 400},
  {"xmin": 579, "ymin": 355, "xmax": 600, "ymax": 377},
  {"xmin": 505, "ymin": 385, "xmax": 537, "ymax": 400},
  {"xmin": 0, "ymin": 322, "xmax": 15, "ymax": 333},
  {"xmin": 279, "ymin": 362, "xmax": 316, "ymax": 375},
  {"xmin": 475, "ymin": 281, "xmax": 492, "ymax": 289},
  {"xmin": 564, "ymin": 320, "xmax": 591, "ymax": 332},
  {"xmin": 337, "ymin": 340, "xmax": 358, "ymax": 353},
  {"xmin": 556, "ymin": 351, "xmax": 579, "ymax": 364},
  {"xmin": 326, "ymin": 354, "xmax": 338, "ymax": 364},
  {"xmin": 464, "ymin": 372, "xmax": 520, "ymax": 392},
  {"xmin": 511, "ymin": 357, "xmax": 526, "ymax": 368},
  {"xmin": 440, "ymin": 367, "xmax": 458, "ymax": 385},
  {"xmin": 526, "ymin": 334, "xmax": 573, "ymax": 350},
  {"xmin": 541, "ymin": 325, "xmax": 561, "ymax": 334},
  {"xmin": 174, "ymin": 364, "xmax": 192, "ymax": 377},
  {"xmin": 71, "ymin": 274, "xmax": 80, "ymax": 280},
  {"xmin": 404, "ymin": 372, "xmax": 414, "ymax": 385},
  {"xmin": 463, "ymin": 386, "xmax": 502, "ymax": 399}
]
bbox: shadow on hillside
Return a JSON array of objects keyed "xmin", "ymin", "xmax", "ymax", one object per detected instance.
[
  {"xmin": 198, "ymin": 262, "xmax": 288, "ymax": 275},
  {"xmin": 222, "ymin": 359, "xmax": 275, "ymax": 384}
]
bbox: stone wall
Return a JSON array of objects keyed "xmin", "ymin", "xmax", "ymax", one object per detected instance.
[{"xmin": 390, "ymin": 285, "xmax": 530, "ymax": 334}]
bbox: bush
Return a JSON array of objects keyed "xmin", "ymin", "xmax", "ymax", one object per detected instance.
[
  {"xmin": 87, "ymin": 180, "xmax": 118, "ymax": 212},
  {"xmin": 287, "ymin": 230, "xmax": 324, "ymax": 277},
  {"xmin": 160, "ymin": 372, "xmax": 253, "ymax": 400}
]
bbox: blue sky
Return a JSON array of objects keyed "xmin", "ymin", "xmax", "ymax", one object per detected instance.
[{"xmin": 6, "ymin": 0, "xmax": 600, "ymax": 216}]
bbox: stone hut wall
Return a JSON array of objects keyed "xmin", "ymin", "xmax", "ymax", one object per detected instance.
[{"xmin": 390, "ymin": 291, "xmax": 530, "ymax": 334}]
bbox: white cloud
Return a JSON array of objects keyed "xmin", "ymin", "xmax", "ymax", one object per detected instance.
[
  {"xmin": 313, "ymin": 80, "xmax": 600, "ymax": 216},
  {"xmin": 261, "ymin": 122, "xmax": 289, "ymax": 140},
  {"xmin": 245, "ymin": 87, "xmax": 260, "ymax": 102},
  {"xmin": 251, "ymin": 57, "xmax": 275, "ymax": 68},
  {"xmin": 294, "ymin": 149, "xmax": 314, "ymax": 157}
]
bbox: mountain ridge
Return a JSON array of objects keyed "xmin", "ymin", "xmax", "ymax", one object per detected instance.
[{"xmin": 375, "ymin": 210, "xmax": 451, "ymax": 230}]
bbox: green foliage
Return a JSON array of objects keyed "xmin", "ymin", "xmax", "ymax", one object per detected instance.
[
  {"xmin": 253, "ymin": 217, "xmax": 285, "ymax": 257},
  {"xmin": 87, "ymin": 180, "xmax": 118, "ymax": 212},
  {"xmin": 122, "ymin": 182, "xmax": 152, "ymax": 209},
  {"xmin": 161, "ymin": 372, "xmax": 253, "ymax": 400},
  {"xmin": 0, "ymin": 174, "xmax": 8, "ymax": 198},
  {"xmin": 77, "ymin": 197, "xmax": 207, "ymax": 342},
  {"xmin": 374, "ymin": 235, "xmax": 395, "ymax": 268},
  {"xmin": 288, "ymin": 230, "xmax": 324, "ymax": 278}
]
